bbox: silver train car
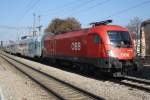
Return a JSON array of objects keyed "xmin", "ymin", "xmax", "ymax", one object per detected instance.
[{"xmin": 9, "ymin": 32, "xmax": 53, "ymax": 58}]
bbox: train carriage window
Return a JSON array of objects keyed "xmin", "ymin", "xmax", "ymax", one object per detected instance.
[{"xmin": 94, "ymin": 34, "xmax": 100, "ymax": 44}]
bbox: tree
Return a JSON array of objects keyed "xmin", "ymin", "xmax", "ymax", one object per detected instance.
[
  {"xmin": 45, "ymin": 17, "xmax": 81, "ymax": 35},
  {"xmin": 126, "ymin": 17, "xmax": 142, "ymax": 38}
]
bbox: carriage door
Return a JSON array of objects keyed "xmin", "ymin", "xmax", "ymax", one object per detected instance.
[
  {"xmin": 51, "ymin": 39, "xmax": 56, "ymax": 56},
  {"xmin": 87, "ymin": 33, "xmax": 101, "ymax": 57}
]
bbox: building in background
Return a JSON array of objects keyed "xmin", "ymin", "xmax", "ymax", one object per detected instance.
[{"xmin": 140, "ymin": 19, "xmax": 150, "ymax": 63}]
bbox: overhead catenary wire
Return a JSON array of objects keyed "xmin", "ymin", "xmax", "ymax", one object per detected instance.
[
  {"xmin": 68, "ymin": 0, "xmax": 111, "ymax": 16},
  {"xmin": 17, "ymin": 0, "xmax": 41, "ymax": 24},
  {"xmin": 43, "ymin": 0, "xmax": 78, "ymax": 14},
  {"xmin": 3, "ymin": 1, "xmax": 149, "ymax": 32},
  {"xmin": 0, "ymin": 25, "xmax": 32, "ymax": 30},
  {"xmin": 24, "ymin": 0, "xmax": 36, "ymax": 10},
  {"xmin": 104, "ymin": 0, "xmax": 150, "ymax": 19},
  {"xmin": 66, "ymin": 0, "xmax": 97, "ymax": 12},
  {"xmin": 14, "ymin": 0, "xmax": 41, "ymax": 39},
  {"xmin": 43, "ymin": 0, "xmax": 97, "ymax": 16}
]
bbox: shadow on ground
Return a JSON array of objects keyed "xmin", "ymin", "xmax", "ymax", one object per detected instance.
[
  {"xmin": 11, "ymin": 53, "xmax": 150, "ymax": 81},
  {"xmin": 128, "ymin": 65, "xmax": 150, "ymax": 80}
]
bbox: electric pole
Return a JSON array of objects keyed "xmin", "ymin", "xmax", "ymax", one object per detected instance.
[
  {"xmin": 0, "ymin": 41, "xmax": 3, "ymax": 48},
  {"xmin": 36, "ymin": 15, "xmax": 42, "ymax": 35},
  {"xmin": 33, "ymin": 13, "xmax": 36, "ymax": 36}
]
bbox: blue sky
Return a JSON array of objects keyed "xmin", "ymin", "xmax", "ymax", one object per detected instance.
[{"xmin": 0, "ymin": 0, "xmax": 150, "ymax": 42}]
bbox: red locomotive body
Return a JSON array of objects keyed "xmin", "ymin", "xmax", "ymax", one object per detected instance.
[{"xmin": 43, "ymin": 20, "xmax": 142, "ymax": 77}]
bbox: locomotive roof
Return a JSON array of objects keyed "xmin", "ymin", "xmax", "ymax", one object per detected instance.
[
  {"xmin": 44, "ymin": 24, "xmax": 128, "ymax": 40},
  {"xmin": 54, "ymin": 29, "xmax": 89, "ymax": 38},
  {"xmin": 92, "ymin": 24, "xmax": 128, "ymax": 30}
]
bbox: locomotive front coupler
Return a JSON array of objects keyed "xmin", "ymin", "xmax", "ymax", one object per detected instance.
[
  {"xmin": 108, "ymin": 57, "xmax": 122, "ymax": 71},
  {"xmin": 105, "ymin": 57, "xmax": 124, "ymax": 77}
]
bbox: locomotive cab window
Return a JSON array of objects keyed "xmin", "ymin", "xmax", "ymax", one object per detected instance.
[
  {"xmin": 94, "ymin": 34, "xmax": 100, "ymax": 44},
  {"xmin": 107, "ymin": 31, "xmax": 132, "ymax": 48}
]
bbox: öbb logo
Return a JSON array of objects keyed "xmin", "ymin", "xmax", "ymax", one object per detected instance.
[{"xmin": 71, "ymin": 42, "xmax": 81, "ymax": 51}]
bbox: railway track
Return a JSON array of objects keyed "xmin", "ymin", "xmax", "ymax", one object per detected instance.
[
  {"xmin": 1, "ymin": 51, "xmax": 150, "ymax": 98},
  {"xmin": 112, "ymin": 76, "xmax": 150, "ymax": 93},
  {"xmin": 0, "ymin": 52, "xmax": 104, "ymax": 100}
]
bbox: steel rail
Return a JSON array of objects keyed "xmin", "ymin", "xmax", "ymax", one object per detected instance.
[
  {"xmin": 0, "ymin": 52, "xmax": 104, "ymax": 100},
  {"xmin": 124, "ymin": 76, "xmax": 150, "ymax": 86},
  {"xmin": 110, "ymin": 77, "xmax": 150, "ymax": 93}
]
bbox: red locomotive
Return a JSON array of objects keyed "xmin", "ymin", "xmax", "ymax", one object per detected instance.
[{"xmin": 43, "ymin": 20, "xmax": 142, "ymax": 77}]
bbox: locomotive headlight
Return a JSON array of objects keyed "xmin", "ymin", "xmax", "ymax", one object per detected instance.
[{"xmin": 107, "ymin": 50, "xmax": 114, "ymax": 57}]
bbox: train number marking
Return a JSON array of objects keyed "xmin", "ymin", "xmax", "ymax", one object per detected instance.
[
  {"xmin": 71, "ymin": 42, "xmax": 81, "ymax": 51},
  {"xmin": 121, "ymin": 53, "xmax": 129, "ymax": 57}
]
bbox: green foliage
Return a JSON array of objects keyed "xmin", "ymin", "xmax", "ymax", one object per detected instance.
[{"xmin": 45, "ymin": 17, "xmax": 81, "ymax": 35}]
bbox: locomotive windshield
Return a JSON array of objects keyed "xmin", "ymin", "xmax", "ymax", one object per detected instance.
[{"xmin": 107, "ymin": 31, "xmax": 132, "ymax": 48}]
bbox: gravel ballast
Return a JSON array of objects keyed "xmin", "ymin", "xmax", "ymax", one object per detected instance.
[
  {"xmin": 6, "ymin": 53, "xmax": 150, "ymax": 100},
  {"xmin": 0, "ymin": 56, "xmax": 57, "ymax": 100}
]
